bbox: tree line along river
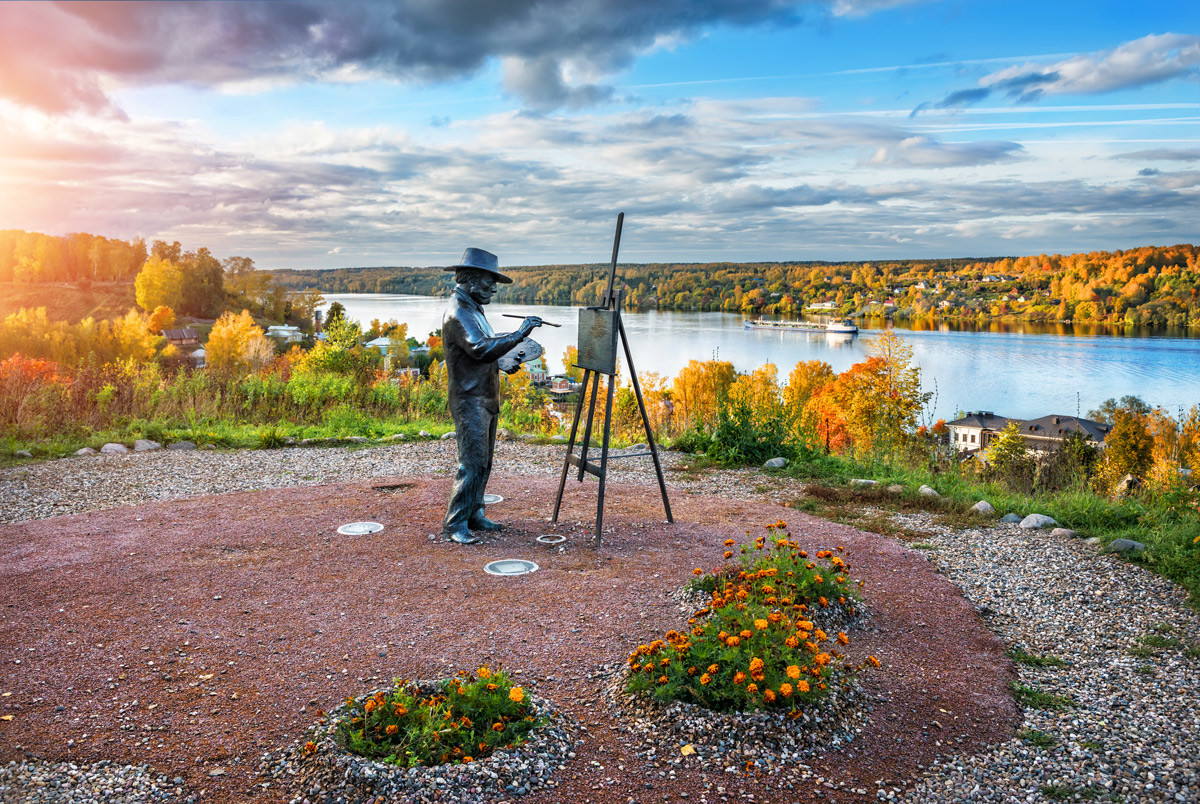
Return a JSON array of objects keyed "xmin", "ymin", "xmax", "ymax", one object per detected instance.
[{"xmin": 323, "ymin": 293, "xmax": 1200, "ymax": 423}]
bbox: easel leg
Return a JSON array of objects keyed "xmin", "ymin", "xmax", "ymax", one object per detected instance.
[
  {"xmin": 618, "ymin": 317, "xmax": 674, "ymax": 522},
  {"xmin": 596, "ymin": 371, "xmax": 615, "ymax": 545},
  {"xmin": 552, "ymin": 369, "xmax": 591, "ymax": 523},
  {"xmin": 577, "ymin": 370, "xmax": 601, "ymax": 482}
]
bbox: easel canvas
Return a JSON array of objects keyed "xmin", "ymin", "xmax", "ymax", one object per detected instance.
[{"xmin": 551, "ymin": 213, "xmax": 673, "ymax": 544}]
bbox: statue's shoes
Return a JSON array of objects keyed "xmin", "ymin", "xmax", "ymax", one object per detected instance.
[
  {"xmin": 468, "ymin": 516, "xmax": 505, "ymax": 531},
  {"xmin": 446, "ymin": 528, "xmax": 480, "ymax": 544}
]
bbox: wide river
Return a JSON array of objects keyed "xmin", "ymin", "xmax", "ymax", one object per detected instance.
[{"xmin": 323, "ymin": 293, "xmax": 1199, "ymax": 422}]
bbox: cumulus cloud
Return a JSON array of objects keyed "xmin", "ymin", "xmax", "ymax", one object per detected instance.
[
  {"xmin": 919, "ymin": 33, "xmax": 1200, "ymax": 112},
  {"xmin": 0, "ymin": 0, "xmax": 890, "ymax": 114}
]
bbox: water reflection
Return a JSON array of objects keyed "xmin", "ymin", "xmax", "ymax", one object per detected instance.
[{"xmin": 323, "ymin": 294, "xmax": 1200, "ymax": 422}]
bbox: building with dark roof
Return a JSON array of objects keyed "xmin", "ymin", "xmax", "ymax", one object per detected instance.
[
  {"xmin": 162, "ymin": 327, "xmax": 199, "ymax": 348},
  {"xmin": 946, "ymin": 411, "xmax": 1012, "ymax": 453},
  {"xmin": 946, "ymin": 411, "xmax": 1109, "ymax": 455}
]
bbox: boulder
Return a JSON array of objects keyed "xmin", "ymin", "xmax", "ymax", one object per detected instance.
[
  {"xmin": 630, "ymin": 443, "xmax": 649, "ymax": 452},
  {"xmin": 385, "ymin": 433, "xmax": 407, "ymax": 441},
  {"xmin": 1019, "ymin": 513, "xmax": 1058, "ymax": 529},
  {"xmin": 346, "ymin": 436, "xmax": 370, "ymax": 443},
  {"xmin": 519, "ymin": 434, "xmax": 538, "ymax": 442},
  {"xmin": 887, "ymin": 484, "xmax": 905, "ymax": 494},
  {"xmin": 200, "ymin": 443, "xmax": 217, "ymax": 450},
  {"xmin": 550, "ymin": 434, "xmax": 568, "ymax": 442},
  {"xmin": 439, "ymin": 431, "xmax": 456, "ymax": 441},
  {"xmin": 496, "ymin": 428, "xmax": 512, "ymax": 441},
  {"xmin": 166, "ymin": 441, "xmax": 197, "ymax": 451},
  {"xmin": 300, "ymin": 438, "xmax": 320, "ymax": 446},
  {"xmin": 1114, "ymin": 474, "xmax": 1141, "ymax": 496},
  {"xmin": 918, "ymin": 484, "xmax": 940, "ymax": 497},
  {"xmin": 763, "ymin": 457, "xmax": 788, "ymax": 469},
  {"xmin": 14, "ymin": 450, "xmax": 32, "ymax": 458},
  {"xmin": 1108, "ymin": 538, "xmax": 1146, "ymax": 554},
  {"xmin": 971, "ymin": 500, "xmax": 996, "ymax": 515},
  {"xmin": 75, "ymin": 447, "xmax": 97, "ymax": 456},
  {"xmin": 849, "ymin": 478, "xmax": 878, "ymax": 487},
  {"xmin": 998, "ymin": 513, "xmax": 1022, "ymax": 524},
  {"xmin": 1050, "ymin": 527, "xmax": 1077, "ymax": 539},
  {"xmin": 280, "ymin": 437, "xmax": 297, "ymax": 446},
  {"xmin": 133, "ymin": 439, "xmax": 161, "ymax": 452},
  {"xmin": 418, "ymin": 430, "xmax": 433, "ymax": 438},
  {"xmin": 100, "ymin": 443, "xmax": 129, "ymax": 454}
]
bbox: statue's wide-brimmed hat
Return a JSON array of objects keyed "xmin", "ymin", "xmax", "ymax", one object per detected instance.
[{"xmin": 445, "ymin": 247, "xmax": 512, "ymax": 284}]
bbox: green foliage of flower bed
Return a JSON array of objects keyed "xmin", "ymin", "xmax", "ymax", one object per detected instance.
[
  {"xmin": 333, "ymin": 668, "xmax": 541, "ymax": 768},
  {"xmin": 627, "ymin": 523, "xmax": 878, "ymax": 713}
]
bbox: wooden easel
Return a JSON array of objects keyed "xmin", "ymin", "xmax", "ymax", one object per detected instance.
[{"xmin": 551, "ymin": 213, "xmax": 673, "ymax": 544}]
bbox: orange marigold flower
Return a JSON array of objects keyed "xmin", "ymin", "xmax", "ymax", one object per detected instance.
[
  {"xmin": 813, "ymin": 574, "xmax": 823, "ymax": 584},
  {"xmin": 749, "ymin": 657, "xmax": 764, "ymax": 673},
  {"xmin": 839, "ymin": 596, "xmax": 847, "ymax": 605},
  {"xmin": 763, "ymin": 689, "xmax": 776, "ymax": 703},
  {"xmin": 707, "ymin": 664, "xmax": 719, "ymax": 673},
  {"xmin": 785, "ymin": 635, "xmax": 799, "ymax": 648},
  {"xmin": 818, "ymin": 596, "xmax": 829, "ymax": 607},
  {"xmin": 393, "ymin": 705, "xmax": 408, "ymax": 717},
  {"xmin": 786, "ymin": 665, "xmax": 801, "ymax": 679},
  {"xmin": 487, "ymin": 683, "xmax": 498, "ymax": 691},
  {"xmin": 658, "ymin": 675, "xmax": 668, "ymax": 684},
  {"xmin": 303, "ymin": 741, "xmax": 317, "ymax": 755},
  {"xmin": 724, "ymin": 538, "xmax": 735, "ymax": 546},
  {"xmin": 815, "ymin": 652, "xmax": 831, "ymax": 667},
  {"xmin": 797, "ymin": 620, "xmax": 814, "ymax": 630},
  {"xmin": 760, "ymin": 584, "xmax": 775, "ymax": 594},
  {"xmin": 693, "ymin": 627, "xmax": 705, "ymax": 637},
  {"xmin": 733, "ymin": 671, "xmax": 746, "ymax": 685},
  {"xmin": 699, "ymin": 673, "xmax": 712, "ymax": 686},
  {"xmin": 363, "ymin": 700, "xmax": 377, "ymax": 714},
  {"xmin": 493, "ymin": 722, "xmax": 504, "ymax": 731},
  {"xmin": 739, "ymin": 629, "xmax": 753, "ymax": 640},
  {"xmin": 779, "ymin": 683, "xmax": 793, "ymax": 698},
  {"xmin": 868, "ymin": 655, "xmax": 881, "ymax": 668},
  {"xmin": 814, "ymin": 629, "xmax": 828, "ymax": 642},
  {"xmin": 767, "ymin": 611, "xmax": 783, "ymax": 623},
  {"xmin": 509, "ymin": 687, "xmax": 525, "ymax": 703},
  {"xmin": 746, "ymin": 683, "xmax": 758, "ymax": 694},
  {"xmin": 386, "ymin": 724, "xmax": 399, "ymax": 735},
  {"xmin": 693, "ymin": 568, "xmax": 703, "ymax": 576},
  {"xmin": 723, "ymin": 551, "xmax": 733, "ymax": 559},
  {"xmin": 687, "ymin": 666, "xmax": 698, "ymax": 676},
  {"xmin": 837, "ymin": 632, "xmax": 850, "ymax": 646},
  {"xmin": 462, "ymin": 756, "xmax": 473, "ymax": 763},
  {"xmin": 477, "ymin": 667, "xmax": 492, "ymax": 679},
  {"xmin": 660, "ymin": 657, "xmax": 671, "ymax": 666},
  {"xmin": 726, "ymin": 636, "xmax": 740, "ymax": 647},
  {"xmin": 754, "ymin": 619, "xmax": 769, "ymax": 630},
  {"xmin": 796, "ymin": 679, "xmax": 810, "ymax": 693}
]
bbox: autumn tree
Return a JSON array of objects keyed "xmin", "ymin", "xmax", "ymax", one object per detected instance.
[
  {"xmin": 134, "ymin": 256, "xmax": 184, "ymax": 313},
  {"xmin": 147, "ymin": 305, "xmax": 176, "ymax": 334},
  {"xmin": 987, "ymin": 421, "xmax": 1036, "ymax": 491},
  {"xmin": 1099, "ymin": 408, "xmax": 1154, "ymax": 487},
  {"xmin": 206, "ymin": 310, "xmax": 272, "ymax": 372},
  {"xmin": 670, "ymin": 359, "xmax": 736, "ymax": 432}
]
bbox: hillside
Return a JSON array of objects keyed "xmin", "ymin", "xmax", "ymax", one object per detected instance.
[{"xmin": 0, "ymin": 281, "xmax": 137, "ymax": 323}]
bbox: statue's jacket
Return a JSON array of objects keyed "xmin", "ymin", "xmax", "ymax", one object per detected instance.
[{"xmin": 443, "ymin": 287, "xmax": 526, "ymax": 415}]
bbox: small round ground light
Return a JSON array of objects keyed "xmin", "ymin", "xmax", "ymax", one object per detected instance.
[
  {"xmin": 337, "ymin": 522, "xmax": 384, "ymax": 536},
  {"xmin": 535, "ymin": 534, "xmax": 566, "ymax": 545},
  {"xmin": 483, "ymin": 559, "xmax": 538, "ymax": 576},
  {"xmin": 483, "ymin": 493, "xmax": 504, "ymax": 504}
]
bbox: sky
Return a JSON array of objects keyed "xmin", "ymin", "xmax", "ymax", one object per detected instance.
[{"xmin": 0, "ymin": 0, "xmax": 1197, "ymax": 270}]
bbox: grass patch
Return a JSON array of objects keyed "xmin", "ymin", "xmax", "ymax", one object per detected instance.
[
  {"xmin": 1010, "ymin": 681, "xmax": 1074, "ymax": 711},
  {"xmin": 1136, "ymin": 634, "xmax": 1182, "ymax": 650},
  {"xmin": 1039, "ymin": 783, "xmax": 1104, "ymax": 801},
  {"xmin": 910, "ymin": 542, "xmax": 936, "ymax": 550},
  {"xmin": 1009, "ymin": 647, "xmax": 1069, "ymax": 668},
  {"xmin": 1185, "ymin": 644, "xmax": 1200, "ymax": 659},
  {"xmin": 1078, "ymin": 739, "xmax": 1103, "ymax": 751},
  {"xmin": 1017, "ymin": 728, "xmax": 1057, "ymax": 748}
]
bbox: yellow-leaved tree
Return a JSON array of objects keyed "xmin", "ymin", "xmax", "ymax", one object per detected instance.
[
  {"xmin": 134, "ymin": 256, "xmax": 184, "ymax": 313},
  {"xmin": 206, "ymin": 310, "xmax": 273, "ymax": 372},
  {"xmin": 147, "ymin": 305, "xmax": 176, "ymax": 334}
]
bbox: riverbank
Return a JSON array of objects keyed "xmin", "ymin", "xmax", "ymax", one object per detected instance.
[{"xmin": 2, "ymin": 441, "xmax": 1198, "ymax": 802}]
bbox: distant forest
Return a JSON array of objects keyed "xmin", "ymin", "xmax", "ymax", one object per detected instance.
[{"xmin": 270, "ymin": 243, "xmax": 1200, "ymax": 327}]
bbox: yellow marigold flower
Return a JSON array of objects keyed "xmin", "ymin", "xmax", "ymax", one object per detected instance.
[
  {"xmin": 797, "ymin": 620, "xmax": 814, "ymax": 630},
  {"xmin": 660, "ymin": 657, "xmax": 671, "ymax": 666},
  {"xmin": 733, "ymin": 671, "xmax": 746, "ymax": 685},
  {"xmin": 386, "ymin": 724, "xmax": 399, "ymax": 735},
  {"xmin": 796, "ymin": 679, "xmax": 810, "ymax": 693},
  {"xmin": 837, "ymin": 632, "xmax": 850, "ymax": 646},
  {"xmin": 726, "ymin": 636, "xmax": 740, "ymax": 647},
  {"xmin": 779, "ymin": 683, "xmax": 793, "ymax": 698},
  {"xmin": 509, "ymin": 687, "xmax": 525, "ymax": 703},
  {"xmin": 477, "ymin": 667, "xmax": 492, "ymax": 679},
  {"xmin": 764, "ymin": 689, "xmax": 776, "ymax": 703},
  {"xmin": 786, "ymin": 665, "xmax": 801, "ymax": 679},
  {"xmin": 749, "ymin": 657, "xmax": 764, "ymax": 672},
  {"xmin": 765, "ymin": 596, "xmax": 778, "ymax": 605},
  {"xmin": 754, "ymin": 619, "xmax": 769, "ymax": 630},
  {"xmin": 699, "ymin": 673, "xmax": 712, "ymax": 686},
  {"xmin": 746, "ymin": 683, "xmax": 758, "ymax": 694},
  {"xmin": 637, "ymin": 644, "xmax": 651, "ymax": 655}
]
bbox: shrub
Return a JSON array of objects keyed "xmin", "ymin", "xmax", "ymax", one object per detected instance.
[
  {"xmin": 336, "ymin": 668, "xmax": 541, "ymax": 767},
  {"xmin": 626, "ymin": 523, "xmax": 876, "ymax": 713}
]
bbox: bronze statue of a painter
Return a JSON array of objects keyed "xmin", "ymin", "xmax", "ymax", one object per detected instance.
[{"xmin": 442, "ymin": 248, "xmax": 544, "ymax": 544}]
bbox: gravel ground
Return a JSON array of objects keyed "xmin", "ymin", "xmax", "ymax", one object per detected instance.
[{"xmin": 3, "ymin": 441, "xmax": 1197, "ymax": 803}]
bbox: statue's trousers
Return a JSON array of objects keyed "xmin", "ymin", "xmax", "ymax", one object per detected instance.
[{"xmin": 444, "ymin": 397, "xmax": 497, "ymax": 532}]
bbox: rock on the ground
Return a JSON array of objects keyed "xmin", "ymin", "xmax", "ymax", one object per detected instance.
[
  {"xmin": 1018, "ymin": 513, "xmax": 1058, "ymax": 529},
  {"xmin": 281, "ymin": 437, "xmax": 297, "ymax": 446},
  {"xmin": 200, "ymin": 443, "xmax": 217, "ymax": 450},
  {"xmin": 440, "ymin": 432, "xmax": 456, "ymax": 440},
  {"xmin": 887, "ymin": 484, "xmax": 905, "ymax": 493},
  {"xmin": 1107, "ymin": 538, "xmax": 1146, "ymax": 554},
  {"xmin": 496, "ymin": 428, "xmax": 512, "ymax": 441},
  {"xmin": 346, "ymin": 436, "xmax": 370, "ymax": 443},
  {"xmin": 1051, "ymin": 527, "xmax": 1077, "ymax": 539},
  {"xmin": 385, "ymin": 433, "xmax": 407, "ymax": 441},
  {"xmin": 971, "ymin": 500, "xmax": 995, "ymax": 515},
  {"xmin": 14, "ymin": 450, "xmax": 32, "ymax": 458},
  {"xmin": 74, "ymin": 447, "xmax": 97, "ymax": 456},
  {"xmin": 763, "ymin": 457, "xmax": 788, "ymax": 469},
  {"xmin": 100, "ymin": 443, "xmax": 129, "ymax": 454},
  {"xmin": 166, "ymin": 441, "xmax": 197, "ymax": 451},
  {"xmin": 418, "ymin": 430, "xmax": 433, "ymax": 438},
  {"xmin": 849, "ymin": 478, "xmax": 878, "ymax": 487},
  {"xmin": 134, "ymin": 439, "xmax": 161, "ymax": 452},
  {"xmin": 918, "ymin": 484, "xmax": 940, "ymax": 497},
  {"xmin": 1114, "ymin": 473, "xmax": 1141, "ymax": 496},
  {"xmin": 550, "ymin": 435, "xmax": 568, "ymax": 442},
  {"xmin": 998, "ymin": 513, "xmax": 1022, "ymax": 523}
]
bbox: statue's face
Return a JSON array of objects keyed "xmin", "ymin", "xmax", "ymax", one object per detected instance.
[{"xmin": 464, "ymin": 272, "xmax": 499, "ymax": 305}]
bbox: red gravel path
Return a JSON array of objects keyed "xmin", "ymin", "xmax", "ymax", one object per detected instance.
[{"xmin": 0, "ymin": 474, "xmax": 1017, "ymax": 803}]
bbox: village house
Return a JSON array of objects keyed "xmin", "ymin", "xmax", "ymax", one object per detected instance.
[
  {"xmin": 265, "ymin": 325, "xmax": 303, "ymax": 343},
  {"xmin": 525, "ymin": 357, "xmax": 549, "ymax": 384},
  {"xmin": 947, "ymin": 411, "xmax": 1110, "ymax": 455},
  {"xmin": 162, "ymin": 327, "xmax": 199, "ymax": 349}
]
